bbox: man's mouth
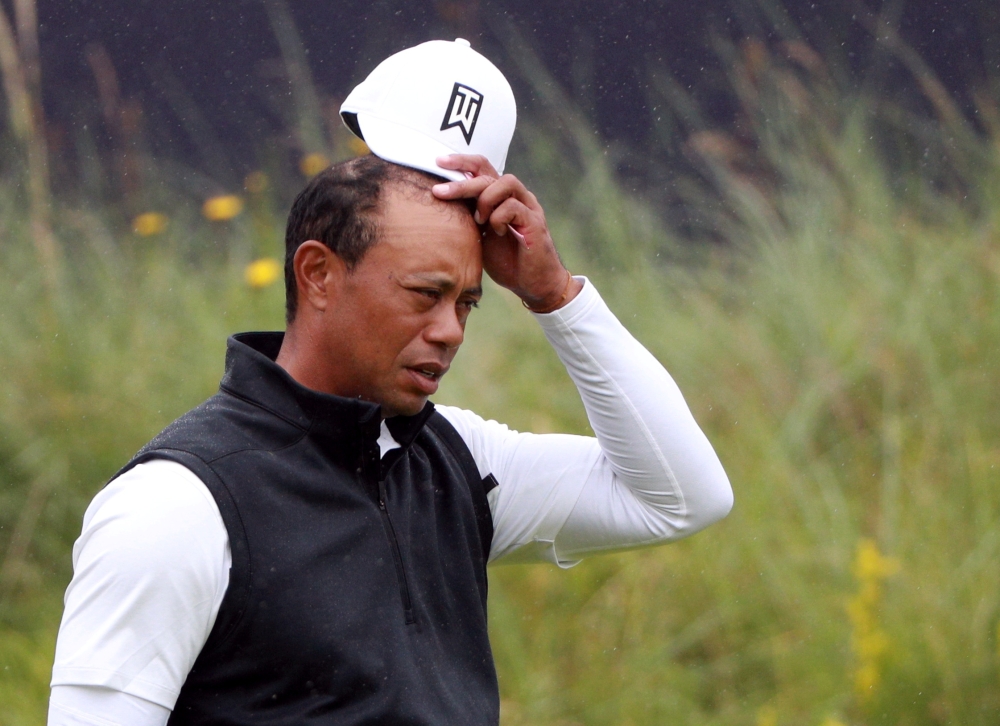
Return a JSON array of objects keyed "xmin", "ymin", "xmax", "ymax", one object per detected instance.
[
  {"xmin": 405, "ymin": 364, "xmax": 448, "ymax": 394},
  {"xmin": 407, "ymin": 362, "xmax": 448, "ymax": 380}
]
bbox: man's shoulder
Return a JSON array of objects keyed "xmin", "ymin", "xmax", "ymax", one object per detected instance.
[
  {"xmin": 91, "ymin": 459, "xmax": 222, "ymax": 540},
  {"xmin": 138, "ymin": 389, "xmax": 307, "ymax": 466},
  {"xmin": 433, "ymin": 405, "xmax": 510, "ymax": 437},
  {"xmin": 430, "ymin": 405, "xmax": 521, "ymax": 481}
]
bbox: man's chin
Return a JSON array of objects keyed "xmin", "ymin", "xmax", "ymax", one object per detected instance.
[
  {"xmin": 380, "ymin": 393, "xmax": 430, "ymax": 419},
  {"xmin": 380, "ymin": 369, "xmax": 443, "ymax": 418}
]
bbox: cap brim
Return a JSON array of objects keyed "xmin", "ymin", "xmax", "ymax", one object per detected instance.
[{"xmin": 353, "ymin": 112, "xmax": 467, "ymax": 182}]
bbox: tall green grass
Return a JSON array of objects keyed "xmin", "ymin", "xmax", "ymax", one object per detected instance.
[{"xmin": 3, "ymin": 28, "xmax": 1000, "ymax": 726}]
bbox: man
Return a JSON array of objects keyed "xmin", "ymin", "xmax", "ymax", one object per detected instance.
[{"xmin": 48, "ymin": 40, "xmax": 732, "ymax": 725}]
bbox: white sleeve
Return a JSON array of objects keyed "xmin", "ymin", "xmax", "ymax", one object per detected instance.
[
  {"xmin": 50, "ymin": 460, "xmax": 231, "ymax": 712},
  {"xmin": 438, "ymin": 277, "xmax": 732, "ymax": 566},
  {"xmin": 48, "ymin": 685, "xmax": 169, "ymax": 726}
]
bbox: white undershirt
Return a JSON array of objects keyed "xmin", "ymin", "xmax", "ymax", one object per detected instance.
[{"xmin": 48, "ymin": 278, "xmax": 732, "ymax": 726}]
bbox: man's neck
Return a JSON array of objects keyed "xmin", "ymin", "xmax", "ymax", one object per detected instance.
[
  {"xmin": 275, "ymin": 323, "xmax": 331, "ymax": 395},
  {"xmin": 276, "ymin": 322, "xmax": 395, "ymax": 419}
]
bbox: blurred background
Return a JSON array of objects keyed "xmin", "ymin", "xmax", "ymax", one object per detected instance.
[{"xmin": 2, "ymin": 0, "xmax": 999, "ymax": 723}]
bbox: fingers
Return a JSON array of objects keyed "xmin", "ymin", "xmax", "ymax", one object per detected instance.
[
  {"xmin": 432, "ymin": 174, "xmax": 494, "ymax": 202},
  {"xmin": 486, "ymin": 197, "xmax": 532, "ymax": 237},
  {"xmin": 475, "ymin": 176, "xmax": 539, "ymax": 226},
  {"xmin": 430, "ymin": 154, "xmax": 498, "ymax": 201},
  {"xmin": 430, "ymin": 154, "xmax": 503, "ymax": 201},
  {"xmin": 429, "ymin": 155, "xmax": 546, "ymax": 247},
  {"xmin": 432, "ymin": 173, "xmax": 541, "ymax": 229},
  {"xmin": 436, "ymin": 154, "xmax": 499, "ymax": 178}
]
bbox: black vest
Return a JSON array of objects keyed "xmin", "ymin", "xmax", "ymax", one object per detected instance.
[{"xmin": 118, "ymin": 332, "xmax": 499, "ymax": 725}]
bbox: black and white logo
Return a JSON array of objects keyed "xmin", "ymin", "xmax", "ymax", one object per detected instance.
[{"xmin": 440, "ymin": 82, "xmax": 483, "ymax": 144}]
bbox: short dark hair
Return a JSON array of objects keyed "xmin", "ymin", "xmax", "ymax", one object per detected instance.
[{"xmin": 283, "ymin": 154, "xmax": 455, "ymax": 323}]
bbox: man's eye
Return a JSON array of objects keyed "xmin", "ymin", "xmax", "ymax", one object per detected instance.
[{"xmin": 415, "ymin": 289, "xmax": 441, "ymax": 300}]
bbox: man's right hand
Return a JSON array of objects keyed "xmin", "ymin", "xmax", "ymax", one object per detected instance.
[{"xmin": 431, "ymin": 154, "xmax": 582, "ymax": 313}]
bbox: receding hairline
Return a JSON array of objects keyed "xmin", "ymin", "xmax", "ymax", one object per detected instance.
[{"xmin": 375, "ymin": 163, "xmax": 477, "ymax": 222}]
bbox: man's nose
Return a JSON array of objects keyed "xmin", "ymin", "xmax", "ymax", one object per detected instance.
[{"xmin": 425, "ymin": 305, "xmax": 465, "ymax": 349}]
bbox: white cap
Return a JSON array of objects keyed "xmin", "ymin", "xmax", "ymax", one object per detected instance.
[{"xmin": 340, "ymin": 39, "xmax": 517, "ymax": 182}]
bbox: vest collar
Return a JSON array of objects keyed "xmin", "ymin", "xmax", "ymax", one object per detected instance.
[{"xmin": 221, "ymin": 332, "xmax": 435, "ymax": 462}]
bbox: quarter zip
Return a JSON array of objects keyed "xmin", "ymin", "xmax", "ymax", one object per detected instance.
[
  {"xmin": 375, "ymin": 475, "xmax": 415, "ymax": 625},
  {"xmin": 358, "ymin": 418, "xmax": 416, "ymax": 626}
]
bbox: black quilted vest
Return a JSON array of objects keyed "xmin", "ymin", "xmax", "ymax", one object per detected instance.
[{"xmin": 118, "ymin": 332, "xmax": 498, "ymax": 725}]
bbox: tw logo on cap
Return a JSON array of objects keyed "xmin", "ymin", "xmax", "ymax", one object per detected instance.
[{"xmin": 440, "ymin": 82, "xmax": 483, "ymax": 144}]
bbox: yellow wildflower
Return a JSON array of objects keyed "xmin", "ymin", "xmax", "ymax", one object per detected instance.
[
  {"xmin": 349, "ymin": 136, "xmax": 369, "ymax": 156},
  {"xmin": 203, "ymin": 195, "xmax": 244, "ymax": 221},
  {"xmin": 856, "ymin": 630, "xmax": 890, "ymax": 661},
  {"xmin": 853, "ymin": 539, "xmax": 900, "ymax": 581},
  {"xmin": 132, "ymin": 212, "xmax": 168, "ymax": 236},
  {"xmin": 300, "ymin": 153, "xmax": 330, "ymax": 177},
  {"xmin": 244, "ymin": 171, "xmax": 269, "ymax": 194},
  {"xmin": 245, "ymin": 258, "xmax": 282, "ymax": 289},
  {"xmin": 847, "ymin": 538, "xmax": 899, "ymax": 703},
  {"xmin": 854, "ymin": 660, "xmax": 880, "ymax": 696},
  {"xmin": 755, "ymin": 705, "xmax": 777, "ymax": 726}
]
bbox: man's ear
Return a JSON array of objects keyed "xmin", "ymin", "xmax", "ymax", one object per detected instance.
[{"xmin": 293, "ymin": 241, "xmax": 347, "ymax": 314}]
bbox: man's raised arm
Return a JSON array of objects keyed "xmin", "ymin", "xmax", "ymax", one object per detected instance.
[
  {"xmin": 438, "ymin": 275, "xmax": 732, "ymax": 565},
  {"xmin": 432, "ymin": 155, "xmax": 732, "ymax": 566}
]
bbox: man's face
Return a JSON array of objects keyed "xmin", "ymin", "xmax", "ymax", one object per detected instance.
[{"xmin": 325, "ymin": 185, "xmax": 483, "ymax": 418}]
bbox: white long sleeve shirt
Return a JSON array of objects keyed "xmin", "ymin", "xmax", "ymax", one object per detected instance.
[{"xmin": 48, "ymin": 278, "xmax": 732, "ymax": 726}]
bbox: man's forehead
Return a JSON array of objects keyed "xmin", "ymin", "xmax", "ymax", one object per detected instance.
[
  {"xmin": 372, "ymin": 188, "xmax": 482, "ymax": 274},
  {"xmin": 381, "ymin": 177, "xmax": 475, "ymax": 219},
  {"xmin": 378, "ymin": 183, "xmax": 478, "ymax": 230}
]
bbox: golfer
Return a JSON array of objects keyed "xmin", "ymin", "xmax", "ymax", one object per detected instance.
[{"xmin": 48, "ymin": 40, "xmax": 732, "ymax": 726}]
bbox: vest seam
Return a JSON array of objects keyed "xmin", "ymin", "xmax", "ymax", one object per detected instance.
[
  {"xmin": 203, "ymin": 425, "xmax": 312, "ymax": 466},
  {"xmin": 219, "ymin": 383, "xmax": 310, "ymax": 432},
  {"xmin": 194, "ymin": 453, "xmax": 254, "ymax": 657}
]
